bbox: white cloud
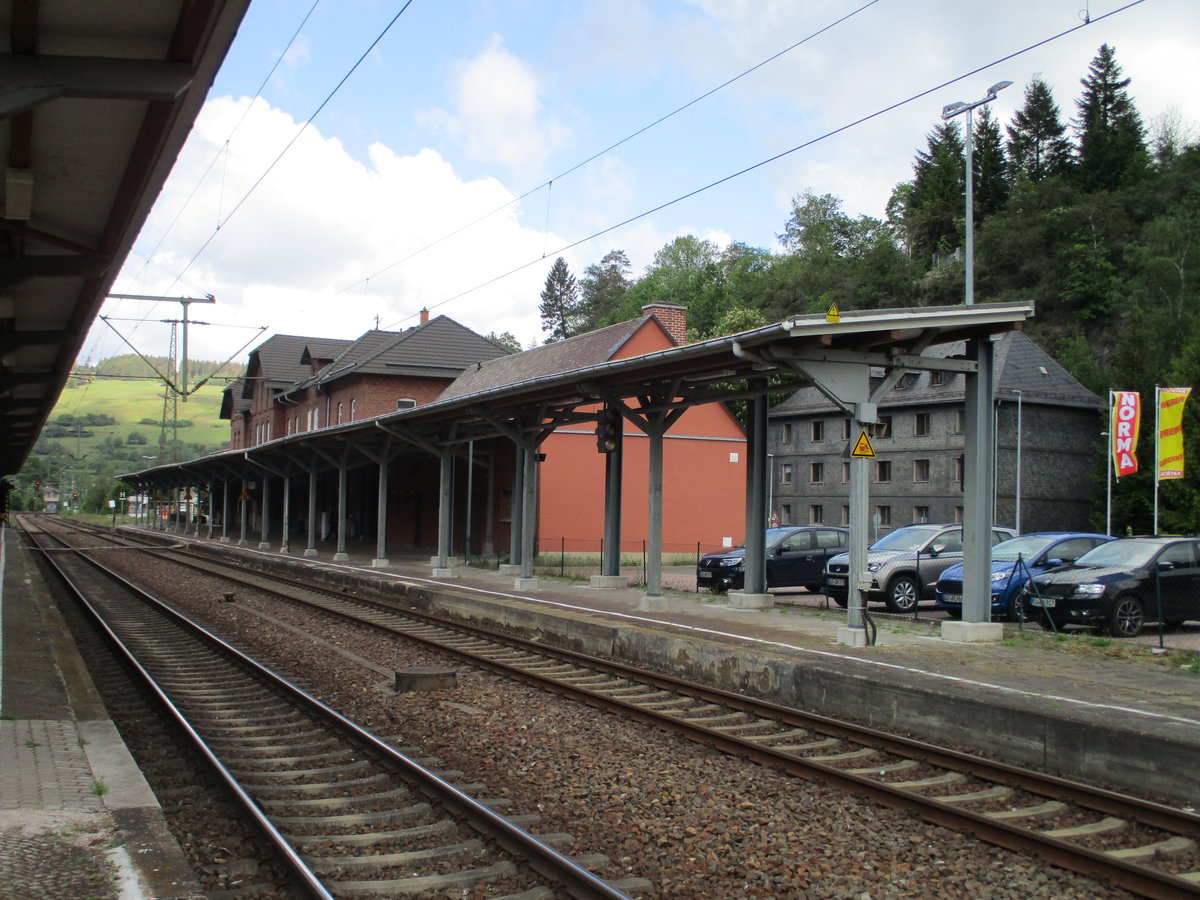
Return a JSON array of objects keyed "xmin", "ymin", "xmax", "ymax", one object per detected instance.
[
  {"xmin": 419, "ymin": 35, "xmax": 572, "ymax": 182},
  {"xmin": 95, "ymin": 96, "xmax": 567, "ymax": 361}
]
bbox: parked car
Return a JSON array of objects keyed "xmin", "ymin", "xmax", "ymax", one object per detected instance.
[
  {"xmin": 697, "ymin": 526, "xmax": 850, "ymax": 592},
  {"xmin": 822, "ymin": 523, "xmax": 1017, "ymax": 613},
  {"xmin": 934, "ymin": 532, "xmax": 1113, "ymax": 621},
  {"xmin": 1022, "ymin": 536, "xmax": 1200, "ymax": 637}
]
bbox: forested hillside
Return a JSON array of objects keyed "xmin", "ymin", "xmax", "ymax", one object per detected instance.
[{"xmin": 539, "ymin": 44, "xmax": 1199, "ymax": 534}]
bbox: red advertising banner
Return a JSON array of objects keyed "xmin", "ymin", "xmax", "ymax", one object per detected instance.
[{"xmin": 1112, "ymin": 391, "xmax": 1140, "ymax": 477}]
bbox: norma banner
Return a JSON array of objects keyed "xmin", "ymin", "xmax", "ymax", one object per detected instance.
[
  {"xmin": 1157, "ymin": 387, "xmax": 1192, "ymax": 480},
  {"xmin": 1111, "ymin": 391, "xmax": 1141, "ymax": 477}
]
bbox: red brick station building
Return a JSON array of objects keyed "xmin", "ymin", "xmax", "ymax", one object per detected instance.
[{"xmin": 211, "ymin": 303, "xmax": 747, "ymax": 566}]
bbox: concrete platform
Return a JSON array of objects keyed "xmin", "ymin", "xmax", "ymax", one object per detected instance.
[
  {"xmin": 1, "ymin": 523, "xmax": 204, "ymax": 900},
  {"xmin": 119, "ymin": 524, "xmax": 1200, "ymax": 807}
]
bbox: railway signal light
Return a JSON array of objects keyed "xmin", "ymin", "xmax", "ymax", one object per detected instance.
[{"xmin": 596, "ymin": 407, "xmax": 621, "ymax": 454}]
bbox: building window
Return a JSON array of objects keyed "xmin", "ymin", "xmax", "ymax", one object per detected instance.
[
  {"xmin": 841, "ymin": 505, "xmax": 850, "ymax": 526},
  {"xmin": 841, "ymin": 460, "xmax": 850, "ymax": 483},
  {"xmin": 873, "ymin": 416, "xmax": 892, "ymax": 439},
  {"xmin": 954, "ymin": 505, "xmax": 964, "ymax": 524},
  {"xmin": 350, "ymin": 399, "xmax": 357, "ymax": 421},
  {"xmin": 500, "ymin": 490, "xmax": 513, "ymax": 522},
  {"xmin": 397, "ymin": 397, "xmax": 417, "ymax": 410},
  {"xmin": 930, "ymin": 370, "xmax": 945, "ymax": 386},
  {"xmin": 811, "ymin": 420, "xmax": 824, "ymax": 442},
  {"xmin": 913, "ymin": 505, "xmax": 929, "ymax": 523},
  {"xmin": 810, "ymin": 504, "xmax": 824, "ymax": 524},
  {"xmin": 842, "ymin": 419, "xmax": 852, "ymax": 440},
  {"xmin": 336, "ymin": 402, "xmax": 343, "ymax": 425},
  {"xmin": 313, "ymin": 407, "xmax": 320, "ymax": 429},
  {"xmin": 914, "ymin": 412, "xmax": 931, "ymax": 436},
  {"xmin": 781, "ymin": 503, "xmax": 792, "ymax": 524},
  {"xmin": 954, "ymin": 409, "xmax": 965, "ymax": 434},
  {"xmin": 876, "ymin": 460, "xmax": 892, "ymax": 483},
  {"xmin": 780, "ymin": 463, "xmax": 793, "ymax": 485},
  {"xmin": 876, "ymin": 505, "xmax": 892, "ymax": 527},
  {"xmin": 913, "ymin": 459, "xmax": 930, "ymax": 482},
  {"xmin": 306, "ymin": 409, "xmax": 312, "ymax": 431},
  {"xmin": 954, "ymin": 455, "xmax": 964, "ymax": 486},
  {"xmin": 810, "ymin": 462, "xmax": 824, "ymax": 483},
  {"xmin": 782, "ymin": 423, "xmax": 793, "ymax": 445}
]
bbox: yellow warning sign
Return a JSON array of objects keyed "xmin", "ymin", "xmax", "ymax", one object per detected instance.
[
  {"xmin": 825, "ymin": 302, "xmax": 840, "ymax": 323},
  {"xmin": 851, "ymin": 430, "xmax": 876, "ymax": 458}
]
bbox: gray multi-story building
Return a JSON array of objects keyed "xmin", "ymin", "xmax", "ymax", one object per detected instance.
[{"xmin": 767, "ymin": 332, "xmax": 1104, "ymax": 537}]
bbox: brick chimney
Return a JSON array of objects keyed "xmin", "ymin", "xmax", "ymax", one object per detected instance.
[
  {"xmin": 641, "ymin": 303, "xmax": 687, "ymax": 345},
  {"xmin": 419, "ymin": 308, "xmax": 430, "ymax": 325}
]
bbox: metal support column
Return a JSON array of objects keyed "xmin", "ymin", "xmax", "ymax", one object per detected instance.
[
  {"xmin": 519, "ymin": 444, "xmax": 538, "ymax": 582},
  {"xmin": 732, "ymin": 388, "xmax": 770, "ymax": 605},
  {"xmin": 238, "ymin": 480, "xmax": 248, "ymax": 545},
  {"xmin": 464, "ymin": 441, "xmax": 475, "ymax": 562},
  {"xmin": 334, "ymin": 458, "xmax": 349, "ymax": 562},
  {"xmin": 505, "ymin": 446, "xmax": 525, "ymax": 573},
  {"xmin": 373, "ymin": 457, "xmax": 389, "ymax": 567},
  {"xmin": 642, "ymin": 424, "xmax": 665, "ymax": 603},
  {"xmin": 206, "ymin": 480, "xmax": 214, "ymax": 540},
  {"xmin": 601, "ymin": 420, "xmax": 623, "ymax": 577},
  {"xmin": 281, "ymin": 475, "xmax": 291, "ymax": 554},
  {"xmin": 434, "ymin": 451, "xmax": 453, "ymax": 573},
  {"xmin": 258, "ymin": 474, "xmax": 271, "ymax": 550},
  {"xmin": 305, "ymin": 466, "xmax": 318, "ymax": 557},
  {"xmin": 220, "ymin": 477, "xmax": 229, "ymax": 541},
  {"xmin": 848, "ymin": 452, "xmax": 869, "ymax": 631}
]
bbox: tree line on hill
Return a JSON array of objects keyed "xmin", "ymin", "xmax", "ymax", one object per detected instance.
[
  {"xmin": 71, "ymin": 353, "xmax": 245, "ymax": 383},
  {"xmin": 538, "ymin": 44, "xmax": 1200, "ymax": 534}
]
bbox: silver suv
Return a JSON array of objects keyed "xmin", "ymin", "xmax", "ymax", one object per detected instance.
[{"xmin": 822, "ymin": 523, "xmax": 1017, "ymax": 613}]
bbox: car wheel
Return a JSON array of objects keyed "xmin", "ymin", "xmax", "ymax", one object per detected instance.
[
  {"xmin": 1107, "ymin": 595, "xmax": 1145, "ymax": 638},
  {"xmin": 884, "ymin": 574, "xmax": 920, "ymax": 613},
  {"xmin": 831, "ymin": 594, "xmax": 848, "ymax": 609},
  {"xmin": 803, "ymin": 584, "xmax": 821, "ymax": 593}
]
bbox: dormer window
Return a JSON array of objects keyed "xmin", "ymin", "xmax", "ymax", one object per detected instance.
[{"xmin": 397, "ymin": 398, "xmax": 417, "ymax": 410}]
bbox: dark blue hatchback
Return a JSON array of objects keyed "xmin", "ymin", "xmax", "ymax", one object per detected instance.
[{"xmin": 934, "ymin": 532, "xmax": 1112, "ymax": 621}]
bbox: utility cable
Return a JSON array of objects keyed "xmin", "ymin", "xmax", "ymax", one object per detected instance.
[
  {"xmin": 382, "ymin": 0, "xmax": 1144, "ymax": 330},
  {"xmin": 341, "ymin": 0, "xmax": 882, "ymax": 293}
]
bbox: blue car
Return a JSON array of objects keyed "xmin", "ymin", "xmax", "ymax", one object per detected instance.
[{"xmin": 934, "ymin": 532, "xmax": 1113, "ymax": 621}]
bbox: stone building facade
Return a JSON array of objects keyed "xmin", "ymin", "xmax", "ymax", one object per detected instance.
[{"xmin": 767, "ymin": 332, "xmax": 1104, "ymax": 537}]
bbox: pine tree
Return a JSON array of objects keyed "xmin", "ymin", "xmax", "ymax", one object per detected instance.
[
  {"xmin": 538, "ymin": 257, "xmax": 580, "ymax": 342},
  {"xmin": 905, "ymin": 122, "xmax": 965, "ymax": 263},
  {"xmin": 1006, "ymin": 76, "xmax": 1072, "ymax": 182},
  {"xmin": 1074, "ymin": 44, "xmax": 1149, "ymax": 192},
  {"xmin": 973, "ymin": 106, "xmax": 1009, "ymax": 221},
  {"xmin": 577, "ymin": 249, "xmax": 632, "ymax": 332}
]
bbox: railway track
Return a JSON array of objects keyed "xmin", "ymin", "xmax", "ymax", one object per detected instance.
[
  {"xmin": 36, "ymin": 517, "xmax": 1200, "ymax": 897},
  {"xmin": 23, "ymin": 516, "xmax": 641, "ymax": 899}
]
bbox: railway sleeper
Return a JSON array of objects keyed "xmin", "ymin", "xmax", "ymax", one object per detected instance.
[
  {"xmin": 683, "ymin": 712, "xmax": 751, "ymax": 727},
  {"xmin": 290, "ymin": 819, "xmax": 456, "ymax": 848},
  {"xmin": 304, "ymin": 837, "xmax": 485, "ymax": 870},
  {"xmin": 849, "ymin": 758, "xmax": 921, "ymax": 776},
  {"xmin": 207, "ymin": 736, "xmax": 343, "ymax": 755},
  {"xmin": 744, "ymin": 727, "xmax": 812, "ymax": 743},
  {"xmin": 1106, "ymin": 835, "xmax": 1196, "ymax": 860},
  {"xmin": 774, "ymin": 737, "xmax": 841, "ymax": 753},
  {"xmin": 270, "ymin": 802, "xmax": 434, "ymax": 827},
  {"xmin": 258, "ymin": 787, "xmax": 416, "ymax": 810},
  {"xmin": 330, "ymin": 860, "xmax": 517, "ymax": 896},
  {"xmin": 931, "ymin": 785, "xmax": 1014, "ymax": 804},
  {"xmin": 891, "ymin": 772, "xmax": 966, "ymax": 790},
  {"xmin": 236, "ymin": 760, "xmax": 376, "ymax": 783},
  {"xmin": 808, "ymin": 747, "xmax": 880, "ymax": 763},
  {"xmin": 223, "ymin": 748, "xmax": 361, "ymax": 767},
  {"xmin": 984, "ymin": 800, "xmax": 1067, "ymax": 820},
  {"xmin": 1041, "ymin": 816, "xmax": 1128, "ymax": 839},
  {"xmin": 249, "ymin": 773, "xmax": 398, "ymax": 798}
]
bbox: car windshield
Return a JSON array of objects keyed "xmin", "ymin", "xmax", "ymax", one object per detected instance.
[
  {"xmin": 869, "ymin": 526, "xmax": 940, "ymax": 552},
  {"xmin": 764, "ymin": 528, "xmax": 794, "ymax": 550},
  {"xmin": 1074, "ymin": 540, "xmax": 1161, "ymax": 568},
  {"xmin": 990, "ymin": 535, "xmax": 1058, "ymax": 561}
]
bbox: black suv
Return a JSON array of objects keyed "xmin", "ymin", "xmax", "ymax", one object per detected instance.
[
  {"xmin": 1023, "ymin": 536, "xmax": 1200, "ymax": 637},
  {"xmin": 697, "ymin": 526, "xmax": 850, "ymax": 592}
]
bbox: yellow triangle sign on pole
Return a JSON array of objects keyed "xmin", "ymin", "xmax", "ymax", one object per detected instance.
[
  {"xmin": 825, "ymin": 302, "xmax": 840, "ymax": 323},
  {"xmin": 851, "ymin": 429, "xmax": 876, "ymax": 458}
]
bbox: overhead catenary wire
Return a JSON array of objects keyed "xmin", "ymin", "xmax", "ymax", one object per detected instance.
[
  {"xmin": 339, "ymin": 0, "xmax": 883, "ymax": 294},
  {"xmin": 381, "ymin": 0, "xmax": 1145, "ymax": 331}
]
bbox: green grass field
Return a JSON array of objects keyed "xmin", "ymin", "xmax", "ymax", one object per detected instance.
[{"xmin": 47, "ymin": 376, "xmax": 231, "ymax": 459}]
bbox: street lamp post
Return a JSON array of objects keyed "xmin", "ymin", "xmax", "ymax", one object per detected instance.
[
  {"xmin": 1012, "ymin": 390, "xmax": 1022, "ymax": 533},
  {"xmin": 941, "ymin": 80, "xmax": 1012, "ymax": 305}
]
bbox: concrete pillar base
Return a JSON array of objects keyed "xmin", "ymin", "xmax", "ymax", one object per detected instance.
[
  {"xmin": 257, "ymin": 542, "xmax": 271, "ymax": 550},
  {"xmin": 371, "ymin": 558, "xmax": 390, "ymax": 568},
  {"xmin": 498, "ymin": 564, "xmax": 522, "ymax": 576},
  {"xmin": 432, "ymin": 567, "xmax": 454, "ymax": 578},
  {"xmin": 639, "ymin": 594, "xmax": 669, "ymax": 612},
  {"xmin": 237, "ymin": 539, "xmax": 247, "ymax": 546},
  {"xmin": 589, "ymin": 574, "xmax": 627, "ymax": 589},
  {"xmin": 941, "ymin": 620, "xmax": 1004, "ymax": 643},
  {"xmin": 727, "ymin": 591, "xmax": 773, "ymax": 609},
  {"xmin": 218, "ymin": 536, "xmax": 230, "ymax": 543},
  {"xmin": 333, "ymin": 552, "xmax": 350, "ymax": 562},
  {"xmin": 303, "ymin": 548, "xmax": 319, "ymax": 557},
  {"xmin": 837, "ymin": 626, "xmax": 870, "ymax": 647},
  {"xmin": 514, "ymin": 576, "xmax": 539, "ymax": 590},
  {"xmin": 430, "ymin": 556, "xmax": 460, "ymax": 568},
  {"xmin": 278, "ymin": 546, "xmax": 291, "ymax": 555}
]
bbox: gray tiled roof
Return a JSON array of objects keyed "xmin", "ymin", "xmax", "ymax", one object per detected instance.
[
  {"xmin": 300, "ymin": 338, "xmax": 355, "ymax": 365},
  {"xmin": 438, "ymin": 317, "xmax": 648, "ymax": 401},
  {"xmin": 242, "ymin": 333, "xmax": 314, "ymax": 398},
  {"xmin": 770, "ymin": 331, "xmax": 1100, "ymax": 416},
  {"xmin": 219, "ymin": 377, "xmax": 251, "ymax": 418}
]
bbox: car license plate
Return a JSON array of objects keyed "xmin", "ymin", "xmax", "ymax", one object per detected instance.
[
  {"xmin": 943, "ymin": 593, "xmax": 961, "ymax": 603},
  {"xmin": 826, "ymin": 576, "xmax": 846, "ymax": 586},
  {"xmin": 1027, "ymin": 596, "xmax": 1055, "ymax": 608},
  {"xmin": 698, "ymin": 570, "xmax": 712, "ymax": 579}
]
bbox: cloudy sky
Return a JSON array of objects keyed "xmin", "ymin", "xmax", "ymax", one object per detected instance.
[{"xmin": 84, "ymin": 0, "xmax": 1198, "ymax": 368}]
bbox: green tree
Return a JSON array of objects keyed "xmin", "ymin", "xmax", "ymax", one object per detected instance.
[
  {"xmin": 485, "ymin": 331, "xmax": 522, "ymax": 353},
  {"xmin": 538, "ymin": 257, "xmax": 580, "ymax": 342},
  {"xmin": 972, "ymin": 106, "xmax": 1009, "ymax": 221},
  {"xmin": 903, "ymin": 122, "xmax": 965, "ymax": 263},
  {"xmin": 1005, "ymin": 76, "xmax": 1072, "ymax": 182},
  {"xmin": 1074, "ymin": 44, "xmax": 1149, "ymax": 193},
  {"xmin": 615, "ymin": 235, "xmax": 727, "ymax": 335},
  {"xmin": 577, "ymin": 249, "xmax": 632, "ymax": 332}
]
